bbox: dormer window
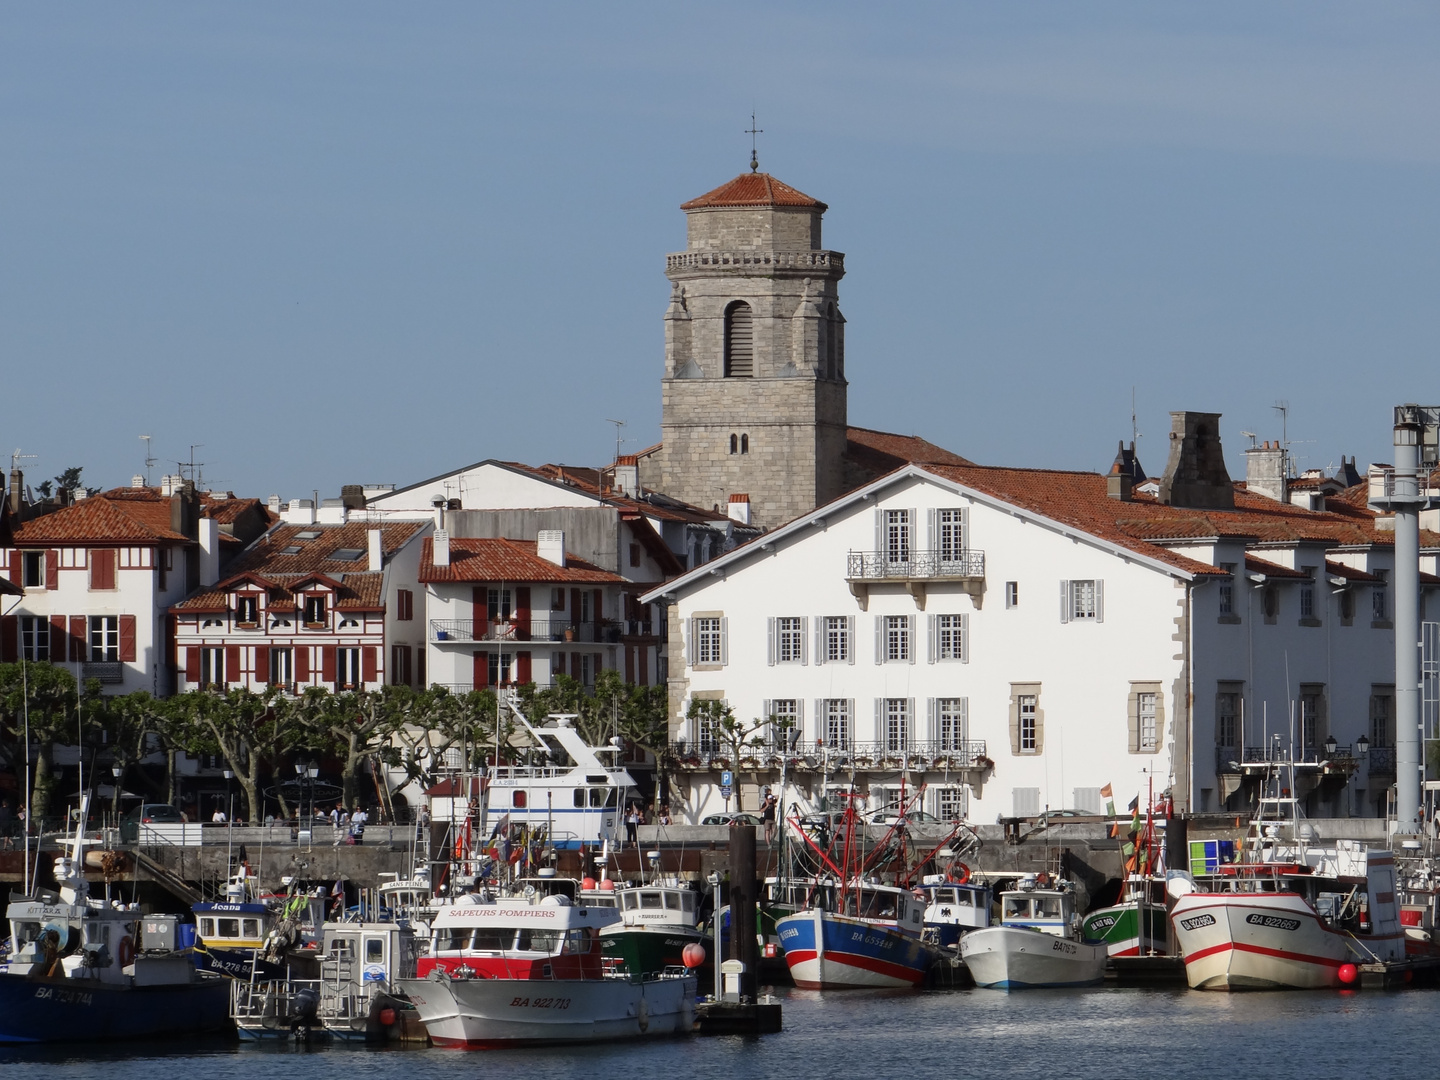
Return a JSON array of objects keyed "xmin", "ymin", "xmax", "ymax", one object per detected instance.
[
  {"xmin": 724, "ymin": 301, "xmax": 753, "ymax": 377},
  {"xmin": 304, "ymin": 595, "xmax": 327, "ymax": 627},
  {"xmin": 235, "ymin": 596, "xmax": 259, "ymax": 626}
]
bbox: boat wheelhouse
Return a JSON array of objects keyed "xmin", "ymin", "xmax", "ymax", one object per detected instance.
[{"xmin": 960, "ymin": 879, "xmax": 1108, "ymax": 989}]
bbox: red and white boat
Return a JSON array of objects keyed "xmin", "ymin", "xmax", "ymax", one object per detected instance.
[
  {"xmin": 1170, "ymin": 777, "xmax": 1405, "ymax": 991},
  {"xmin": 395, "ymin": 891, "xmax": 696, "ymax": 1048}
]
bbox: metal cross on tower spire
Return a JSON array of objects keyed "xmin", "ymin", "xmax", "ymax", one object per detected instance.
[{"xmin": 746, "ymin": 113, "xmax": 763, "ymax": 172}]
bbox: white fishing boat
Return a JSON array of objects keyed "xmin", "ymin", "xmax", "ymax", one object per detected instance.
[
  {"xmin": 960, "ymin": 877, "xmax": 1107, "ymax": 989},
  {"xmin": 1168, "ymin": 775, "xmax": 1405, "ymax": 990},
  {"xmin": 395, "ymin": 890, "xmax": 695, "ymax": 1048}
]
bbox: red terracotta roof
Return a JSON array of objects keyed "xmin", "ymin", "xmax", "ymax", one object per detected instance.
[
  {"xmin": 1245, "ymin": 555, "xmax": 1311, "ymax": 580},
  {"xmin": 10, "ymin": 493, "xmax": 189, "ymax": 544},
  {"xmin": 846, "ymin": 427, "xmax": 974, "ymax": 475},
  {"xmin": 418, "ymin": 538, "xmax": 624, "ymax": 585},
  {"xmin": 1325, "ymin": 560, "xmax": 1381, "ymax": 584},
  {"xmin": 680, "ymin": 172, "xmax": 827, "ymax": 211}
]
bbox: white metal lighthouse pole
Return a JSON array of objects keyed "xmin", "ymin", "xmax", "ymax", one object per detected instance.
[{"xmin": 1392, "ymin": 413, "xmax": 1423, "ymax": 833}]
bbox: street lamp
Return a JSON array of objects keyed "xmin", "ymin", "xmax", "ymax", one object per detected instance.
[
  {"xmin": 223, "ymin": 769, "xmax": 234, "ymax": 824},
  {"xmin": 1324, "ymin": 735, "xmax": 1338, "ymax": 758},
  {"xmin": 1356, "ymin": 735, "xmax": 1370, "ymax": 758}
]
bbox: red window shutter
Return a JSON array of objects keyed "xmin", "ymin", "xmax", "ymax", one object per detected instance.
[
  {"xmin": 6, "ymin": 552, "xmax": 19, "ymax": 587},
  {"xmin": 46, "ymin": 551, "xmax": 59, "ymax": 590},
  {"xmin": 225, "ymin": 645, "xmax": 242, "ymax": 683},
  {"xmin": 0, "ymin": 616, "xmax": 16, "ymax": 661},
  {"xmin": 362, "ymin": 646, "xmax": 377, "ymax": 683},
  {"xmin": 516, "ymin": 651, "xmax": 531, "ymax": 684},
  {"xmin": 321, "ymin": 646, "xmax": 336, "ymax": 683},
  {"xmin": 119, "ymin": 615, "xmax": 137, "ymax": 662},
  {"xmin": 396, "ymin": 589, "xmax": 412, "ymax": 621},
  {"xmin": 592, "ymin": 589, "xmax": 603, "ymax": 625},
  {"xmin": 255, "ymin": 646, "xmax": 269, "ymax": 684},
  {"xmin": 295, "ymin": 647, "xmax": 310, "ymax": 683},
  {"xmin": 473, "ymin": 586, "xmax": 486, "ymax": 630},
  {"xmin": 473, "ymin": 651, "xmax": 488, "ymax": 688},
  {"xmin": 515, "ymin": 587, "xmax": 531, "ymax": 639},
  {"xmin": 91, "ymin": 549, "xmax": 116, "ymax": 590},
  {"xmin": 185, "ymin": 646, "xmax": 201, "ymax": 683},
  {"xmin": 49, "ymin": 615, "xmax": 66, "ymax": 662},
  {"xmin": 69, "ymin": 616, "xmax": 87, "ymax": 661}
]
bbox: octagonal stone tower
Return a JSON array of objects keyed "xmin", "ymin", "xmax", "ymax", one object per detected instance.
[{"xmin": 655, "ymin": 169, "xmax": 849, "ymax": 528}]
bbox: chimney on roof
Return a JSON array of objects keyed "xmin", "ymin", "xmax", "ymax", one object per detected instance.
[
  {"xmin": 9, "ymin": 469, "xmax": 21, "ymax": 516},
  {"xmin": 728, "ymin": 492, "xmax": 752, "ymax": 525},
  {"xmin": 283, "ymin": 499, "xmax": 315, "ymax": 525},
  {"xmin": 1157, "ymin": 411, "xmax": 1234, "ymax": 510},
  {"xmin": 613, "ymin": 456, "xmax": 639, "ymax": 497},
  {"xmin": 433, "ymin": 529, "xmax": 450, "ymax": 567},
  {"xmin": 1245, "ymin": 439, "xmax": 1288, "ymax": 503},
  {"xmin": 131, "ymin": 474, "xmax": 146, "ymax": 489},
  {"xmin": 537, "ymin": 530, "xmax": 566, "ymax": 567},
  {"xmin": 160, "ymin": 474, "xmax": 183, "ymax": 497},
  {"xmin": 341, "ymin": 485, "xmax": 366, "ymax": 511},
  {"xmin": 1106, "ymin": 464, "xmax": 1133, "ymax": 502},
  {"xmin": 171, "ymin": 481, "xmax": 200, "ymax": 539},
  {"xmin": 1338, "ymin": 455, "xmax": 1363, "ymax": 488},
  {"xmin": 267, "ymin": 494, "xmax": 282, "ymax": 513},
  {"xmin": 368, "ymin": 528, "xmax": 383, "ymax": 572},
  {"xmin": 317, "ymin": 498, "xmax": 347, "ymax": 525},
  {"xmin": 199, "ymin": 517, "xmax": 220, "ymax": 587}
]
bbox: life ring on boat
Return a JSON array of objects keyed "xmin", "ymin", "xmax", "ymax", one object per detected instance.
[
  {"xmin": 947, "ymin": 863, "xmax": 971, "ymax": 885},
  {"xmin": 117, "ymin": 935, "xmax": 135, "ymax": 968}
]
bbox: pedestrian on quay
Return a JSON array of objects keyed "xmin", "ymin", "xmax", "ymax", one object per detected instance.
[
  {"xmin": 761, "ymin": 789, "xmax": 778, "ymax": 845},
  {"xmin": 625, "ymin": 804, "xmax": 640, "ymax": 847},
  {"xmin": 417, "ymin": 804, "xmax": 431, "ymax": 838},
  {"xmin": 658, "ymin": 801, "xmax": 672, "ymax": 826}
]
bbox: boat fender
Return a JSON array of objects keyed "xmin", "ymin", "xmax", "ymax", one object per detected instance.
[
  {"xmin": 948, "ymin": 863, "xmax": 971, "ymax": 885},
  {"xmin": 117, "ymin": 935, "xmax": 135, "ymax": 968}
]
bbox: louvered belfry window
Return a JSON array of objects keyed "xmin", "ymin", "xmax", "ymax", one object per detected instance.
[{"xmin": 724, "ymin": 301, "xmax": 754, "ymax": 377}]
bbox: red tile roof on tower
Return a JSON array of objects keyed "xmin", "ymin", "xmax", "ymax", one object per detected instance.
[
  {"xmin": 418, "ymin": 538, "xmax": 625, "ymax": 585},
  {"xmin": 680, "ymin": 172, "xmax": 827, "ymax": 212}
]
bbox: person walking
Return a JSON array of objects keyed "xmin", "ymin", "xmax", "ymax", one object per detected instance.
[
  {"xmin": 625, "ymin": 804, "xmax": 640, "ymax": 848},
  {"xmin": 761, "ymin": 790, "xmax": 778, "ymax": 845}
]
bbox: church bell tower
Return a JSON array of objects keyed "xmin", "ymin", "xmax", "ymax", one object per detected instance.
[{"xmin": 655, "ymin": 165, "xmax": 848, "ymax": 528}]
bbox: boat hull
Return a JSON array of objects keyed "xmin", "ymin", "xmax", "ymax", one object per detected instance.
[
  {"xmin": 1081, "ymin": 902, "xmax": 1169, "ymax": 957},
  {"xmin": 959, "ymin": 926, "xmax": 1108, "ymax": 989},
  {"xmin": 1169, "ymin": 893, "xmax": 1388, "ymax": 991},
  {"xmin": 775, "ymin": 909, "xmax": 938, "ymax": 990},
  {"xmin": 599, "ymin": 925, "xmax": 707, "ymax": 978},
  {"xmin": 395, "ymin": 974, "xmax": 696, "ymax": 1048},
  {"xmin": 0, "ymin": 972, "xmax": 231, "ymax": 1043}
]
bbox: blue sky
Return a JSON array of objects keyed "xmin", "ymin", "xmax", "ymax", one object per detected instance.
[{"xmin": 3, "ymin": 3, "xmax": 1437, "ymax": 499}]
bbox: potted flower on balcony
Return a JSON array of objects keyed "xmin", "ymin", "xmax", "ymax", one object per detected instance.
[{"xmin": 973, "ymin": 754, "xmax": 995, "ymax": 770}]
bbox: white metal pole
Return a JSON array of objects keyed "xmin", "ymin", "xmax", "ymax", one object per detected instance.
[{"xmin": 1394, "ymin": 418, "xmax": 1423, "ymax": 832}]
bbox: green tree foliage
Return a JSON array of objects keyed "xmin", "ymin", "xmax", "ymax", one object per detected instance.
[{"xmin": 0, "ymin": 662, "xmax": 91, "ymax": 825}]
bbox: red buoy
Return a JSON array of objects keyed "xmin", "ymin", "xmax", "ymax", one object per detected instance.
[
  {"xmin": 1337, "ymin": 963, "xmax": 1358, "ymax": 986},
  {"xmin": 378, "ymin": 1007, "xmax": 397, "ymax": 1026},
  {"xmin": 682, "ymin": 943, "xmax": 706, "ymax": 969},
  {"xmin": 581, "ymin": 877, "xmax": 597, "ymax": 890}
]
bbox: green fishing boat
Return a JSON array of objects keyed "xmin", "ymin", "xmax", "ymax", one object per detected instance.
[{"xmin": 592, "ymin": 881, "xmax": 707, "ymax": 977}]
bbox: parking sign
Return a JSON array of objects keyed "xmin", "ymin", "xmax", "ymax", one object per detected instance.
[{"xmin": 721, "ymin": 770, "xmax": 733, "ymax": 787}]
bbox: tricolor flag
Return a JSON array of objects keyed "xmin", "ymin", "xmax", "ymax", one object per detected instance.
[{"xmin": 1101, "ymin": 783, "xmax": 1118, "ymax": 837}]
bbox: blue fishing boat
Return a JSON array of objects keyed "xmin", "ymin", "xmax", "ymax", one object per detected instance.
[
  {"xmin": 775, "ymin": 885, "xmax": 938, "ymax": 989},
  {"xmin": 0, "ymin": 800, "xmax": 229, "ymax": 1043},
  {"xmin": 915, "ymin": 873, "xmax": 992, "ymax": 950}
]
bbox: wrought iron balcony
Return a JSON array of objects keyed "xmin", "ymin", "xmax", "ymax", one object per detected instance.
[
  {"xmin": 430, "ymin": 619, "xmax": 603, "ymax": 644},
  {"xmin": 81, "ymin": 662, "xmax": 124, "ymax": 684},
  {"xmin": 667, "ymin": 739, "xmax": 989, "ymax": 772},
  {"xmin": 1367, "ymin": 746, "xmax": 1396, "ymax": 774},
  {"xmin": 844, "ymin": 549, "xmax": 985, "ymax": 610}
]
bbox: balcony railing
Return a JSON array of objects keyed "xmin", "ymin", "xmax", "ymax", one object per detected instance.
[
  {"xmin": 665, "ymin": 249, "xmax": 843, "ymax": 274},
  {"xmin": 428, "ymin": 679, "xmax": 563, "ymax": 695},
  {"xmin": 81, "ymin": 662, "xmax": 124, "ymax": 684},
  {"xmin": 668, "ymin": 739, "xmax": 988, "ymax": 771},
  {"xmin": 846, "ymin": 549, "xmax": 985, "ymax": 581},
  {"xmin": 1368, "ymin": 746, "xmax": 1396, "ymax": 774},
  {"xmin": 430, "ymin": 619, "xmax": 610, "ymax": 644}
]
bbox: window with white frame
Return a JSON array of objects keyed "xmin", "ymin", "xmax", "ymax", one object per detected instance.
[
  {"xmin": 20, "ymin": 616, "xmax": 49, "ymax": 661},
  {"xmin": 487, "ymin": 588, "xmax": 512, "ymax": 621},
  {"xmin": 934, "ymin": 697, "xmax": 968, "ymax": 752},
  {"xmin": 693, "ymin": 617, "xmax": 725, "ymax": 666},
  {"xmin": 882, "ymin": 615, "xmax": 911, "ymax": 662},
  {"xmin": 1019, "ymin": 694, "xmax": 1038, "ymax": 752},
  {"xmin": 822, "ymin": 699, "xmax": 851, "ymax": 750},
  {"xmin": 768, "ymin": 699, "xmax": 800, "ymax": 748},
  {"xmin": 1005, "ymin": 581, "xmax": 1018, "ymax": 608},
  {"xmin": 773, "ymin": 617, "xmax": 806, "ymax": 664},
  {"xmin": 1299, "ymin": 568, "xmax": 1316, "ymax": 621},
  {"xmin": 1299, "ymin": 686, "xmax": 1324, "ymax": 749},
  {"xmin": 884, "ymin": 509, "xmax": 911, "ymax": 564},
  {"xmin": 882, "ymin": 698, "xmax": 910, "ymax": 753},
  {"xmin": 935, "ymin": 787, "xmax": 967, "ymax": 822},
  {"xmin": 89, "ymin": 616, "xmax": 119, "ymax": 662},
  {"xmin": 1138, "ymin": 692, "xmax": 1158, "ymax": 752},
  {"xmin": 303, "ymin": 594, "xmax": 327, "ymax": 626},
  {"xmin": 936, "ymin": 508, "xmax": 966, "ymax": 562},
  {"xmin": 693, "ymin": 703, "xmax": 722, "ymax": 752},
  {"xmin": 235, "ymin": 595, "xmax": 259, "ymax": 625},
  {"xmin": 270, "ymin": 648, "xmax": 293, "ymax": 688},
  {"xmin": 336, "ymin": 647, "xmax": 362, "ymax": 690},
  {"xmin": 1370, "ymin": 689, "xmax": 1394, "ymax": 747},
  {"xmin": 932, "ymin": 614, "xmax": 967, "ymax": 662},
  {"xmin": 1070, "ymin": 580, "xmax": 1098, "ymax": 620},
  {"xmin": 821, "ymin": 616, "xmax": 851, "ymax": 663}
]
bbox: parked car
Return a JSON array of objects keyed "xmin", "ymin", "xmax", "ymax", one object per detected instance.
[
  {"xmin": 701, "ymin": 812, "xmax": 762, "ymax": 827},
  {"xmin": 120, "ymin": 803, "xmax": 185, "ymax": 842},
  {"xmin": 866, "ymin": 807, "xmax": 942, "ymax": 826}
]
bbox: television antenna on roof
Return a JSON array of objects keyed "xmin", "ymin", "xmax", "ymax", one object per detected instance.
[
  {"xmin": 140, "ymin": 435, "xmax": 157, "ymax": 486},
  {"xmin": 605, "ymin": 419, "xmax": 627, "ymax": 465}
]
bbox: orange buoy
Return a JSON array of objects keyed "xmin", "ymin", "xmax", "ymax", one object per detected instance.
[
  {"xmin": 378, "ymin": 1007, "xmax": 397, "ymax": 1026},
  {"xmin": 1337, "ymin": 963, "xmax": 1358, "ymax": 985},
  {"xmin": 682, "ymin": 943, "xmax": 706, "ymax": 969},
  {"xmin": 581, "ymin": 877, "xmax": 597, "ymax": 890}
]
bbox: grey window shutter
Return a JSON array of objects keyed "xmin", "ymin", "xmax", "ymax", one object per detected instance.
[
  {"xmin": 875, "ymin": 615, "xmax": 884, "ymax": 663},
  {"xmin": 1128, "ymin": 691, "xmax": 1139, "ymax": 753},
  {"xmin": 815, "ymin": 616, "xmax": 825, "ymax": 665},
  {"xmin": 959, "ymin": 506, "xmax": 969, "ymax": 550},
  {"xmin": 800, "ymin": 617, "xmax": 809, "ymax": 665},
  {"xmin": 720, "ymin": 617, "xmax": 729, "ymax": 666},
  {"xmin": 960, "ymin": 697, "xmax": 969, "ymax": 744},
  {"xmin": 847, "ymin": 616, "xmax": 856, "ymax": 664},
  {"xmin": 907, "ymin": 614, "xmax": 916, "ymax": 664},
  {"xmin": 687, "ymin": 618, "xmax": 697, "ymax": 665},
  {"xmin": 927, "ymin": 697, "xmax": 936, "ymax": 740},
  {"xmin": 927, "ymin": 507, "xmax": 938, "ymax": 550},
  {"xmin": 763, "ymin": 699, "xmax": 771, "ymax": 729},
  {"xmin": 874, "ymin": 698, "xmax": 883, "ymax": 742},
  {"xmin": 927, "ymin": 614, "xmax": 937, "ymax": 664},
  {"xmin": 766, "ymin": 618, "xmax": 776, "ymax": 666},
  {"xmin": 796, "ymin": 698, "xmax": 805, "ymax": 738},
  {"xmin": 1095, "ymin": 579, "xmax": 1105, "ymax": 623},
  {"xmin": 847, "ymin": 699, "xmax": 856, "ymax": 745},
  {"xmin": 908, "ymin": 509, "xmax": 918, "ymax": 558},
  {"xmin": 960, "ymin": 613, "xmax": 969, "ymax": 664},
  {"xmin": 874, "ymin": 509, "xmax": 884, "ymax": 556},
  {"xmin": 1060, "ymin": 581, "xmax": 1071, "ymax": 623}
]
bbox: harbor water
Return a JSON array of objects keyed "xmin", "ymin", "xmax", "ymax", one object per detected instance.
[{"xmin": 0, "ymin": 984, "xmax": 1430, "ymax": 1079}]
